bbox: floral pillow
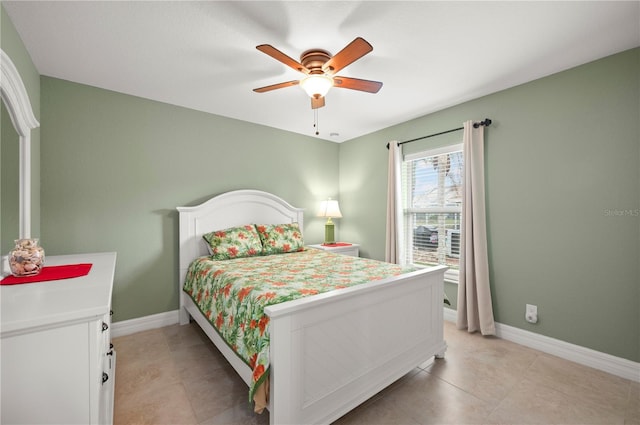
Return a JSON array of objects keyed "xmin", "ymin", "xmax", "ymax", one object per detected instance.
[
  {"xmin": 203, "ymin": 224, "xmax": 263, "ymax": 260},
  {"xmin": 255, "ymin": 223, "xmax": 304, "ymax": 255}
]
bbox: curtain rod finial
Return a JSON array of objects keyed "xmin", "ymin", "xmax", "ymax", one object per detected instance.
[{"xmin": 473, "ymin": 118, "xmax": 492, "ymax": 128}]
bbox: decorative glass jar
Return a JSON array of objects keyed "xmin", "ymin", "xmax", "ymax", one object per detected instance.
[{"xmin": 9, "ymin": 238, "xmax": 45, "ymax": 277}]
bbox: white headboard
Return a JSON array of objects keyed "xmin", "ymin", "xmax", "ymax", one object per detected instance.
[{"xmin": 176, "ymin": 190, "xmax": 304, "ymax": 289}]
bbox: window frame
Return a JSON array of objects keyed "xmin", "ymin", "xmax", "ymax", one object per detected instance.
[{"xmin": 402, "ymin": 143, "xmax": 463, "ymax": 284}]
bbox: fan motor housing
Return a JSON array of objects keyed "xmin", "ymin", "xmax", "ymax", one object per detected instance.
[{"xmin": 300, "ymin": 49, "xmax": 331, "ymax": 73}]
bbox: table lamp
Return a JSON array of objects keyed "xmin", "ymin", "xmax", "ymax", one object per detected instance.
[{"xmin": 317, "ymin": 198, "xmax": 342, "ymax": 245}]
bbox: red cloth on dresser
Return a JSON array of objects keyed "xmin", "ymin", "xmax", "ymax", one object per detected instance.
[{"xmin": 1, "ymin": 264, "xmax": 92, "ymax": 285}]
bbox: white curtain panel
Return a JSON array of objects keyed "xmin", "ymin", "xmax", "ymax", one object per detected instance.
[
  {"xmin": 457, "ymin": 121, "xmax": 496, "ymax": 335},
  {"xmin": 385, "ymin": 141, "xmax": 402, "ymax": 264}
]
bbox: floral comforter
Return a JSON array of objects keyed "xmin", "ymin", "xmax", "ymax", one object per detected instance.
[{"xmin": 183, "ymin": 248, "xmax": 415, "ymax": 405}]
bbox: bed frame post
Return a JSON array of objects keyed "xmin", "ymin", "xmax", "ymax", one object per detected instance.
[
  {"xmin": 177, "ymin": 204, "xmax": 198, "ymax": 325},
  {"xmin": 267, "ymin": 315, "xmax": 295, "ymax": 424},
  {"xmin": 179, "ymin": 291, "xmax": 191, "ymax": 325}
]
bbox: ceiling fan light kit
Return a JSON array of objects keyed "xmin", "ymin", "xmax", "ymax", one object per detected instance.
[{"xmin": 300, "ymin": 75, "xmax": 334, "ymax": 99}]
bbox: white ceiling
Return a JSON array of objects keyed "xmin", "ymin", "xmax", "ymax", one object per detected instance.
[{"xmin": 4, "ymin": 1, "xmax": 639, "ymax": 143}]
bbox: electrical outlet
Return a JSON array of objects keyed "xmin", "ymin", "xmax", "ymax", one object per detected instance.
[{"xmin": 525, "ymin": 304, "xmax": 538, "ymax": 323}]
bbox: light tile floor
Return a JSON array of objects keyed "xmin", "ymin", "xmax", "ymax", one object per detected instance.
[{"xmin": 113, "ymin": 321, "xmax": 639, "ymax": 425}]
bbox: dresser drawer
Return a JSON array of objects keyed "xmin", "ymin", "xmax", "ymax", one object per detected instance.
[{"xmin": 1, "ymin": 323, "xmax": 93, "ymax": 424}]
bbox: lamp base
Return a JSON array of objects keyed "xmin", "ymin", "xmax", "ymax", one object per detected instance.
[{"xmin": 324, "ymin": 222, "xmax": 335, "ymax": 245}]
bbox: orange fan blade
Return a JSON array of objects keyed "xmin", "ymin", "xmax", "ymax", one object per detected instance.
[
  {"xmin": 256, "ymin": 44, "xmax": 309, "ymax": 74},
  {"xmin": 322, "ymin": 37, "xmax": 373, "ymax": 75},
  {"xmin": 253, "ymin": 80, "xmax": 300, "ymax": 93},
  {"xmin": 311, "ymin": 96, "xmax": 325, "ymax": 109},
  {"xmin": 333, "ymin": 76, "xmax": 382, "ymax": 93}
]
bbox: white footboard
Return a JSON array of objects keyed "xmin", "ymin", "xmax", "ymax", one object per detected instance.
[{"xmin": 265, "ymin": 265, "xmax": 447, "ymax": 425}]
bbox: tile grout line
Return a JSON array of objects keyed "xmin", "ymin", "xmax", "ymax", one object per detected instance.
[
  {"xmin": 423, "ymin": 366, "xmax": 499, "ymax": 424},
  {"xmin": 484, "ymin": 350, "xmax": 544, "ymax": 422},
  {"xmin": 163, "ymin": 330, "xmax": 202, "ymax": 425}
]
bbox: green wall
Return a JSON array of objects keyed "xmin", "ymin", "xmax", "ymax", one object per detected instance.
[
  {"xmin": 40, "ymin": 77, "xmax": 339, "ymax": 322},
  {"xmin": 339, "ymin": 48, "xmax": 640, "ymax": 362},
  {"xmin": 1, "ymin": 4, "xmax": 41, "ymax": 252}
]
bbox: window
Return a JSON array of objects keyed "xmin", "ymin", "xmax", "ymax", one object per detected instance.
[{"xmin": 401, "ymin": 144, "xmax": 463, "ymax": 282}]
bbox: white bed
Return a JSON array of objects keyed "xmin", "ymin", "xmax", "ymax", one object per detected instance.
[{"xmin": 177, "ymin": 189, "xmax": 447, "ymax": 425}]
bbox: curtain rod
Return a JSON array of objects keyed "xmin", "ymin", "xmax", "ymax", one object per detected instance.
[{"xmin": 386, "ymin": 118, "xmax": 492, "ymax": 149}]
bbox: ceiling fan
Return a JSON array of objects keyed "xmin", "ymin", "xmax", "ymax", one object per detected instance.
[{"xmin": 253, "ymin": 37, "xmax": 383, "ymax": 109}]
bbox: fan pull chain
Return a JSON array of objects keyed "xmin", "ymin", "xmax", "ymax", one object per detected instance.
[{"xmin": 313, "ymin": 109, "xmax": 319, "ymax": 136}]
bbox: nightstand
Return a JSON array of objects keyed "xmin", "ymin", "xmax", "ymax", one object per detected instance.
[{"xmin": 308, "ymin": 243, "xmax": 360, "ymax": 257}]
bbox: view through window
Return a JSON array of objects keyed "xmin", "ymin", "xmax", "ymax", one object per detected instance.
[{"xmin": 401, "ymin": 144, "xmax": 463, "ymax": 281}]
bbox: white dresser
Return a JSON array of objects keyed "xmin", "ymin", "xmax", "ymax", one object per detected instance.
[{"xmin": 1, "ymin": 252, "xmax": 117, "ymax": 425}]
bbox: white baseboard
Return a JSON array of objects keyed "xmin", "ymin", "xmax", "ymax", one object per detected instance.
[
  {"xmin": 443, "ymin": 307, "xmax": 639, "ymax": 383},
  {"xmin": 443, "ymin": 306, "xmax": 457, "ymax": 323},
  {"xmin": 111, "ymin": 310, "xmax": 179, "ymax": 338}
]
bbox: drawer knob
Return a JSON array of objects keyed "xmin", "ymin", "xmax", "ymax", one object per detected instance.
[
  {"xmin": 102, "ymin": 372, "xmax": 109, "ymax": 384},
  {"xmin": 102, "ymin": 322, "xmax": 109, "ymax": 332}
]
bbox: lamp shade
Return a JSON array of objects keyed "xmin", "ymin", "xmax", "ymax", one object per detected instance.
[
  {"xmin": 300, "ymin": 75, "xmax": 333, "ymax": 99},
  {"xmin": 317, "ymin": 199, "xmax": 342, "ymax": 218}
]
